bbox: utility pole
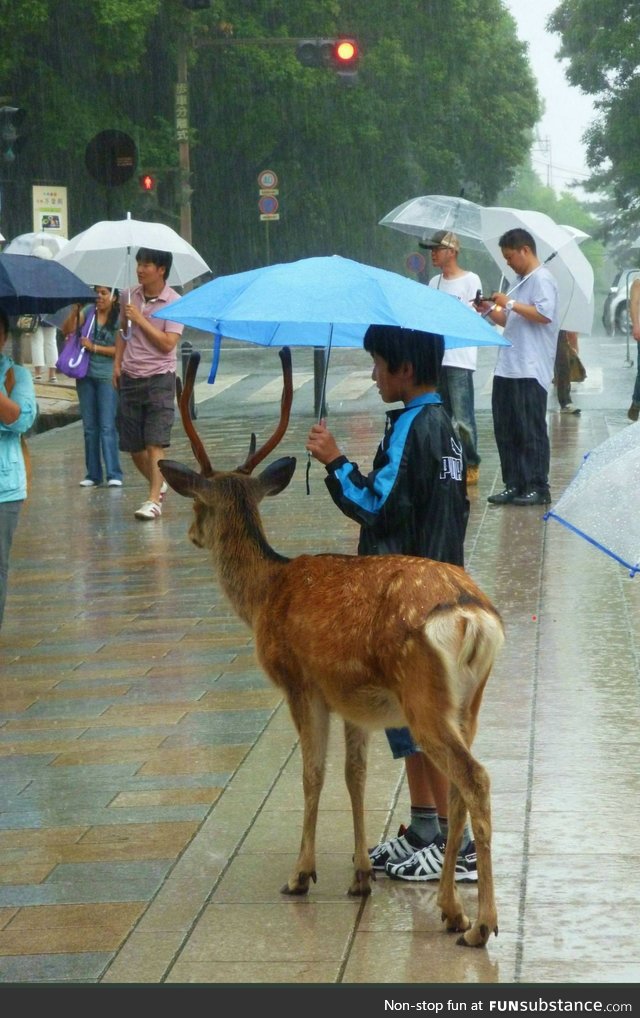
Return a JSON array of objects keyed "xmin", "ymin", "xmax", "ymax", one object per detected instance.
[{"xmin": 176, "ymin": 27, "xmax": 192, "ymax": 245}]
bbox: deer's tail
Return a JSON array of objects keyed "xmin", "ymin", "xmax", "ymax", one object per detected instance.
[{"xmin": 425, "ymin": 602, "xmax": 505, "ymax": 695}]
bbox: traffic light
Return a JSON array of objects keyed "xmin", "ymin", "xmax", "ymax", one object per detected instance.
[
  {"xmin": 295, "ymin": 37, "xmax": 359, "ymax": 78},
  {"xmin": 0, "ymin": 106, "xmax": 26, "ymax": 163},
  {"xmin": 139, "ymin": 172, "xmax": 157, "ymax": 193}
]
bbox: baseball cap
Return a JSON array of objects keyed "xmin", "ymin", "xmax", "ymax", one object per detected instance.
[{"xmin": 418, "ymin": 230, "xmax": 460, "ymax": 252}]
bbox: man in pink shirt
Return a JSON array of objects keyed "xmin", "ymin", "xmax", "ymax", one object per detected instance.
[{"xmin": 114, "ymin": 248, "xmax": 184, "ymax": 520}]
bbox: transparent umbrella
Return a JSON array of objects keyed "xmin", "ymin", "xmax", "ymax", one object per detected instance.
[
  {"xmin": 380, "ymin": 197, "xmax": 594, "ymax": 333},
  {"xmin": 545, "ymin": 422, "xmax": 640, "ymax": 577}
]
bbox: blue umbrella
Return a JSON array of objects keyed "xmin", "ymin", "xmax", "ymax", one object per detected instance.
[
  {"xmin": 0, "ymin": 253, "xmax": 95, "ymax": 315},
  {"xmin": 154, "ymin": 255, "xmax": 510, "ymax": 494},
  {"xmin": 153, "ymin": 254, "xmax": 509, "ymax": 352}
]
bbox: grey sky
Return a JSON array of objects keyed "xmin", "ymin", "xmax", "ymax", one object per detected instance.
[{"xmin": 504, "ymin": 0, "xmax": 595, "ymax": 195}]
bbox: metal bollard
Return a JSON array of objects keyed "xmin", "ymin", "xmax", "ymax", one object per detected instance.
[
  {"xmin": 313, "ymin": 346, "xmax": 328, "ymax": 419},
  {"xmin": 180, "ymin": 339, "xmax": 197, "ymax": 419}
]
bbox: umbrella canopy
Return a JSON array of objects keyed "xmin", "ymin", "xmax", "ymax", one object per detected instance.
[
  {"xmin": 545, "ymin": 423, "xmax": 640, "ymax": 577},
  {"xmin": 379, "ymin": 194, "xmax": 486, "ymax": 250},
  {"xmin": 55, "ymin": 216, "xmax": 210, "ymax": 290},
  {"xmin": 152, "ymin": 254, "xmax": 510, "ymax": 350},
  {"xmin": 479, "ymin": 207, "xmax": 594, "ymax": 333},
  {"xmin": 4, "ymin": 231, "xmax": 69, "ymax": 257},
  {"xmin": 0, "ymin": 253, "xmax": 95, "ymax": 315},
  {"xmin": 560, "ymin": 225, "xmax": 590, "ymax": 245},
  {"xmin": 380, "ymin": 196, "xmax": 595, "ymax": 334}
]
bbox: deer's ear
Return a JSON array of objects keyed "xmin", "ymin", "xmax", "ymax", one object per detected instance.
[
  {"xmin": 258, "ymin": 456, "xmax": 297, "ymax": 497},
  {"xmin": 158, "ymin": 459, "xmax": 211, "ymax": 498}
]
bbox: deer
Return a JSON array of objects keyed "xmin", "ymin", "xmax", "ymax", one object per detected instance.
[{"xmin": 158, "ymin": 347, "xmax": 505, "ymax": 948}]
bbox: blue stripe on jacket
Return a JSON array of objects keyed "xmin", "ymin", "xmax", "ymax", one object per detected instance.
[{"xmin": 332, "ymin": 392, "xmax": 442, "ymax": 517}]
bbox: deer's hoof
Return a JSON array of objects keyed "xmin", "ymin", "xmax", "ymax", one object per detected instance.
[
  {"xmin": 348, "ymin": 869, "xmax": 373, "ymax": 897},
  {"xmin": 441, "ymin": 909, "xmax": 471, "ymax": 934},
  {"xmin": 456, "ymin": 922, "xmax": 497, "ymax": 948},
  {"xmin": 280, "ymin": 870, "xmax": 317, "ymax": 896}
]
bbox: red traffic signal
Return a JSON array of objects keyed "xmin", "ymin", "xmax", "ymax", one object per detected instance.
[
  {"xmin": 334, "ymin": 39, "xmax": 358, "ymax": 68},
  {"xmin": 295, "ymin": 37, "xmax": 359, "ymax": 76},
  {"xmin": 139, "ymin": 172, "xmax": 156, "ymax": 192}
]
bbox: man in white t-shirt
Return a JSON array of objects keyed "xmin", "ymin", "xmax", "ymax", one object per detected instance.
[{"xmin": 419, "ymin": 230, "xmax": 482, "ymax": 484}]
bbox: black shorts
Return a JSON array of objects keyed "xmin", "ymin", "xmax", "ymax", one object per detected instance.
[{"xmin": 117, "ymin": 372, "xmax": 176, "ymax": 453}]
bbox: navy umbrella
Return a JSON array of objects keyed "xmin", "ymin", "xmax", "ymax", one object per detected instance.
[{"xmin": 0, "ymin": 253, "xmax": 95, "ymax": 315}]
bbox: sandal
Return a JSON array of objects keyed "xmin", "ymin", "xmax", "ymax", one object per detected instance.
[{"xmin": 33, "ymin": 374, "xmax": 43, "ymax": 382}]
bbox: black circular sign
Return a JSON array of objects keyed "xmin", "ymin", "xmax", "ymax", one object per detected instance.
[{"xmin": 85, "ymin": 130, "xmax": 137, "ymax": 187}]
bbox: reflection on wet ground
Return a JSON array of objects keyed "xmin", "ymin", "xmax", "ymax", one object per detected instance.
[{"xmin": 0, "ymin": 331, "xmax": 639, "ymax": 984}]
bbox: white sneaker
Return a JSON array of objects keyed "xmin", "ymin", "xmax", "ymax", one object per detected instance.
[
  {"xmin": 134, "ymin": 499, "xmax": 162, "ymax": 520},
  {"xmin": 79, "ymin": 479, "xmax": 97, "ymax": 487},
  {"xmin": 560, "ymin": 403, "xmax": 581, "ymax": 414},
  {"xmin": 107, "ymin": 479, "xmax": 123, "ymax": 487}
]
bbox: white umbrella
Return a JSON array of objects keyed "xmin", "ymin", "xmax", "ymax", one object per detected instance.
[
  {"xmin": 4, "ymin": 231, "xmax": 68, "ymax": 257},
  {"xmin": 380, "ymin": 196, "xmax": 594, "ymax": 333},
  {"xmin": 54, "ymin": 215, "xmax": 210, "ymax": 290},
  {"xmin": 479, "ymin": 207, "xmax": 594, "ymax": 334},
  {"xmin": 560, "ymin": 224, "xmax": 590, "ymax": 245}
]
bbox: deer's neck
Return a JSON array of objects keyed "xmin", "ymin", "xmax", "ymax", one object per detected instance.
[{"xmin": 210, "ymin": 494, "xmax": 287, "ymax": 628}]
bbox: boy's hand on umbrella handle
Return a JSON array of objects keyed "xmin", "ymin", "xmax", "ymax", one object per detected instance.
[{"xmin": 306, "ymin": 419, "xmax": 342, "ymax": 465}]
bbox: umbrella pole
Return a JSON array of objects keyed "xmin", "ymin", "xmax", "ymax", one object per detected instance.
[
  {"xmin": 317, "ymin": 325, "xmax": 333, "ymax": 424},
  {"xmin": 306, "ymin": 326, "xmax": 333, "ymax": 495}
]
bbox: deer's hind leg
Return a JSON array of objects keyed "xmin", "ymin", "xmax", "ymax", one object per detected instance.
[
  {"xmin": 281, "ymin": 689, "xmax": 330, "ymax": 896},
  {"xmin": 343, "ymin": 720, "xmax": 372, "ymax": 897},
  {"xmin": 400, "ymin": 655, "xmax": 497, "ymax": 947}
]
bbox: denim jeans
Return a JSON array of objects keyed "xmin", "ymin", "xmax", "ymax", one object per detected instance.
[
  {"xmin": 438, "ymin": 366, "xmax": 480, "ymax": 467},
  {"xmin": 76, "ymin": 376, "xmax": 123, "ymax": 484},
  {"xmin": 0, "ymin": 499, "xmax": 22, "ymax": 629}
]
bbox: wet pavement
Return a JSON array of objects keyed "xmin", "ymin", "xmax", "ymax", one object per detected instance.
[{"xmin": 0, "ymin": 328, "xmax": 639, "ymax": 987}]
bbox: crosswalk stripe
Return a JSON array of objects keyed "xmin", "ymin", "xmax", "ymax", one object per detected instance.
[
  {"xmin": 245, "ymin": 372, "xmax": 314, "ymax": 403},
  {"xmin": 327, "ymin": 370, "xmax": 375, "ymax": 401},
  {"xmin": 194, "ymin": 375, "xmax": 248, "ymax": 403}
]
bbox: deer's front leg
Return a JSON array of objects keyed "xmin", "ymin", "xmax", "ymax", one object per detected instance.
[
  {"xmin": 343, "ymin": 720, "xmax": 372, "ymax": 896},
  {"xmin": 281, "ymin": 692, "xmax": 330, "ymax": 896}
]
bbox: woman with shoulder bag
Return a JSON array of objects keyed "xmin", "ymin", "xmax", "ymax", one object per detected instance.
[
  {"xmin": 62, "ymin": 286, "xmax": 124, "ymax": 488},
  {"xmin": 0, "ymin": 306, "xmax": 37, "ymax": 633}
]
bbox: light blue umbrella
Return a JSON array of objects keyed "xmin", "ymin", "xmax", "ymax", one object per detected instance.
[
  {"xmin": 153, "ymin": 254, "xmax": 509, "ymax": 354},
  {"xmin": 154, "ymin": 255, "xmax": 510, "ymax": 493}
]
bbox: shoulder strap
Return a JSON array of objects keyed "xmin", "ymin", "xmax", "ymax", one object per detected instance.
[{"xmin": 4, "ymin": 366, "xmax": 32, "ymax": 497}]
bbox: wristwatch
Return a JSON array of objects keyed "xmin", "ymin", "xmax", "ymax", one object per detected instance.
[{"xmin": 506, "ymin": 299, "xmax": 515, "ymax": 312}]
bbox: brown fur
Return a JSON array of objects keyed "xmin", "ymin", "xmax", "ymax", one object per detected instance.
[{"xmin": 159, "ymin": 349, "xmax": 505, "ymax": 948}]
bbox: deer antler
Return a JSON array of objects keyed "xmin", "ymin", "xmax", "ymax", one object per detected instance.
[
  {"xmin": 237, "ymin": 346, "xmax": 293, "ymax": 474},
  {"xmin": 178, "ymin": 351, "xmax": 215, "ymax": 478}
]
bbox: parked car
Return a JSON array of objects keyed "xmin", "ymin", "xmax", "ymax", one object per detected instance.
[{"xmin": 602, "ymin": 268, "xmax": 640, "ymax": 335}]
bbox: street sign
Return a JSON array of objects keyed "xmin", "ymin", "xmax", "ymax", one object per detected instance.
[
  {"xmin": 258, "ymin": 169, "xmax": 278, "ymax": 189},
  {"xmin": 85, "ymin": 130, "xmax": 137, "ymax": 187},
  {"xmin": 406, "ymin": 252, "xmax": 426, "ymax": 274},
  {"xmin": 258, "ymin": 195, "xmax": 279, "ymax": 215},
  {"xmin": 260, "ymin": 213, "xmax": 280, "ymax": 221}
]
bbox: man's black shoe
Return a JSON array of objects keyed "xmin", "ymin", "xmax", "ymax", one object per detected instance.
[
  {"xmin": 487, "ymin": 488, "xmax": 518, "ymax": 505},
  {"xmin": 512, "ymin": 490, "xmax": 551, "ymax": 506}
]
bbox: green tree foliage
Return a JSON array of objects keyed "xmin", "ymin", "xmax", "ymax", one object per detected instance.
[
  {"xmin": 548, "ymin": 0, "xmax": 640, "ymax": 249},
  {"xmin": 0, "ymin": 0, "xmax": 541, "ymax": 276}
]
